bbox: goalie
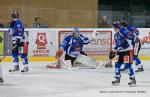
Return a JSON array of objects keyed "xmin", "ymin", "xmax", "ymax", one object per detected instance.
[{"xmin": 55, "ymin": 28, "xmax": 99, "ymax": 68}]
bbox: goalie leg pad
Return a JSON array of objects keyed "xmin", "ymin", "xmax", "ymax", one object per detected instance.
[
  {"xmin": 76, "ymin": 55, "xmax": 98, "ymax": 68},
  {"xmin": 61, "ymin": 59, "xmax": 72, "ymax": 69}
]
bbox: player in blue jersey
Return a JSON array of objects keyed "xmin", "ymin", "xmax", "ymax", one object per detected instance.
[
  {"xmin": 9, "ymin": 11, "xmax": 29, "ymax": 72},
  {"xmin": 55, "ymin": 27, "xmax": 90, "ymax": 66},
  {"xmin": 121, "ymin": 20, "xmax": 144, "ymax": 72},
  {"xmin": 109, "ymin": 21, "xmax": 136, "ymax": 86}
]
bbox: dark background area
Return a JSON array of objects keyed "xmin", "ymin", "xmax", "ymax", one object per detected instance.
[{"xmin": 98, "ymin": 0, "xmax": 150, "ymax": 28}]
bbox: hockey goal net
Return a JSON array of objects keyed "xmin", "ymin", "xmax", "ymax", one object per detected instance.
[{"xmin": 58, "ymin": 30, "xmax": 112, "ymax": 61}]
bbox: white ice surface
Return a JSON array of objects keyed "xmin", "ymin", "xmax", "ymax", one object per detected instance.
[{"xmin": 0, "ymin": 61, "xmax": 150, "ymax": 97}]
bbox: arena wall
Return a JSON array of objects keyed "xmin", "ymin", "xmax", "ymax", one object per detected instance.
[
  {"xmin": 0, "ymin": 0, "xmax": 98, "ymax": 28},
  {"xmin": 0, "ymin": 28, "xmax": 150, "ymax": 62}
]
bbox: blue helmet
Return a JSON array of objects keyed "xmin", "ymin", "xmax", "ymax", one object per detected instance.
[
  {"xmin": 11, "ymin": 11, "xmax": 19, "ymax": 18},
  {"xmin": 113, "ymin": 21, "xmax": 121, "ymax": 29}
]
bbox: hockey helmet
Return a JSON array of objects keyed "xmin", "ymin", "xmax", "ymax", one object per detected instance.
[
  {"xmin": 72, "ymin": 27, "xmax": 80, "ymax": 36},
  {"xmin": 120, "ymin": 19, "xmax": 128, "ymax": 27},
  {"xmin": 113, "ymin": 21, "xmax": 121, "ymax": 29},
  {"xmin": 11, "ymin": 11, "xmax": 19, "ymax": 18}
]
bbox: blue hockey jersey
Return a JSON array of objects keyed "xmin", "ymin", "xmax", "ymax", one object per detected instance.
[
  {"xmin": 9, "ymin": 19, "xmax": 24, "ymax": 41},
  {"xmin": 60, "ymin": 34, "xmax": 90, "ymax": 57},
  {"xmin": 114, "ymin": 27, "xmax": 134, "ymax": 52}
]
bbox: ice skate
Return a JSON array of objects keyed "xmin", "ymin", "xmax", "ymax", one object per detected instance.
[
  {"xmin": 135, "ymin": 66, "xmax": 144, "ymax": 72},
  {"xmin": 9, "ymin": 65, "xmax": 19, "ymax": 72},
  {"xmin": 128, "ymin": 77, "xmax": 136, "ymax": 87},
  {"xmin": 112, "ymin": 76, "xmax": 120, "ymax": 85},
  {"xmin": 21, "ymin": 66, "xmax": 29, "ymax": 73}
]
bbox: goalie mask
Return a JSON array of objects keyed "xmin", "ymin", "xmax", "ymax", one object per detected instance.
[{"xmin": 72, "ymin": 27, "xmax": 80, "ymax": 37}]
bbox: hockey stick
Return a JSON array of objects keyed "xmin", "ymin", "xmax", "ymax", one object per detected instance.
[
  {"xmin": 101, "ymin": 50, "xmax": 120, "ymax": 67},
  {"xmin": 0, "ymin": 45, "xmax": 17, "ymax": 62},
  {"xmin": 101, "ymin": 58, "xmax": 112, "ymax": 67}
]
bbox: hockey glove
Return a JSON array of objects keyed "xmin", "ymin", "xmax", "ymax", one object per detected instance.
[
  {"xmin": 16, "ymin": 38, "xmax": 21, "ymax": 45},
  {"xmin": 109, "ymin": 51, "xmax": 116, "ymax": 60}
]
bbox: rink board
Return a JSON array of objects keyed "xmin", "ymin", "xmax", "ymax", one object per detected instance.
[
  {"xmin": 0, "ymin": 28, "xmax": 150, "ymax": 62},
  {"xmin": 1, "ymin": 56, "xmax": 150, "ymax": 62}
]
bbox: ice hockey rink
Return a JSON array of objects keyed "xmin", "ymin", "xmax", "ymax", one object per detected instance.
[{"xmin": 0, "ymin": 61, "xmax": 150, "ymax": 97}]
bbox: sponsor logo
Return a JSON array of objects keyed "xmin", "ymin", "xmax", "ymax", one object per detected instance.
[
  {"xmin": 33, "ymin": 32, "xmax": 50, "ymax": 56},
  {"xmin": 36, "ymin": 33, "xmax": 47, "ymax": 49}
]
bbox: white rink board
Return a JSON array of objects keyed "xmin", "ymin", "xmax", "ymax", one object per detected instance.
[
  {"xmin": 138, "ymin": 28, "xmax": 150, "ymax": 55},
  {"xmin": 27, "ymin": 28, "xmax": 150, "ymax": 56},
  {"xmin": 0, "ymin": 28, "xmax": 150, "ymax": 57},
  {"xmin": 27, "ymin": 29, "xmax": 57, "ymax": 56}
]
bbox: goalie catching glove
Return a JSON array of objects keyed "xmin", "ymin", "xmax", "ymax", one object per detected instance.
[
  {"xmin": 109, "ymin": 51, "xmax": 116, "ymax": 60},
  {"xmin": 55, "ymin": 49, "xmax": 63, "ymax": 59}
]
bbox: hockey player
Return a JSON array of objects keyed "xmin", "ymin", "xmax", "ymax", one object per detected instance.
[
  {"xmin": 0, "ymin": 60, "xmax": 4, "ymax": 83},
  {"xmin": 110, "ymin": 21, "xmax": 136, "ymax": 86},
  {"xmin": 120, "ymin": 20, "xmax": 144, "ymax": 72},
  {"xmin": 55, "ymin": 27, "xmax": 91, "ymax": 66},
  {"xmin": 0, "ymin": 35, "xmax": 4, "ymax": 82},
  {"xmin": 9, "ymin": 11, "xmax": 29, "ymax": 72},
  {"xmin": 0, "ymin": 61, "xmax": 3, "ymax": 83}
]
